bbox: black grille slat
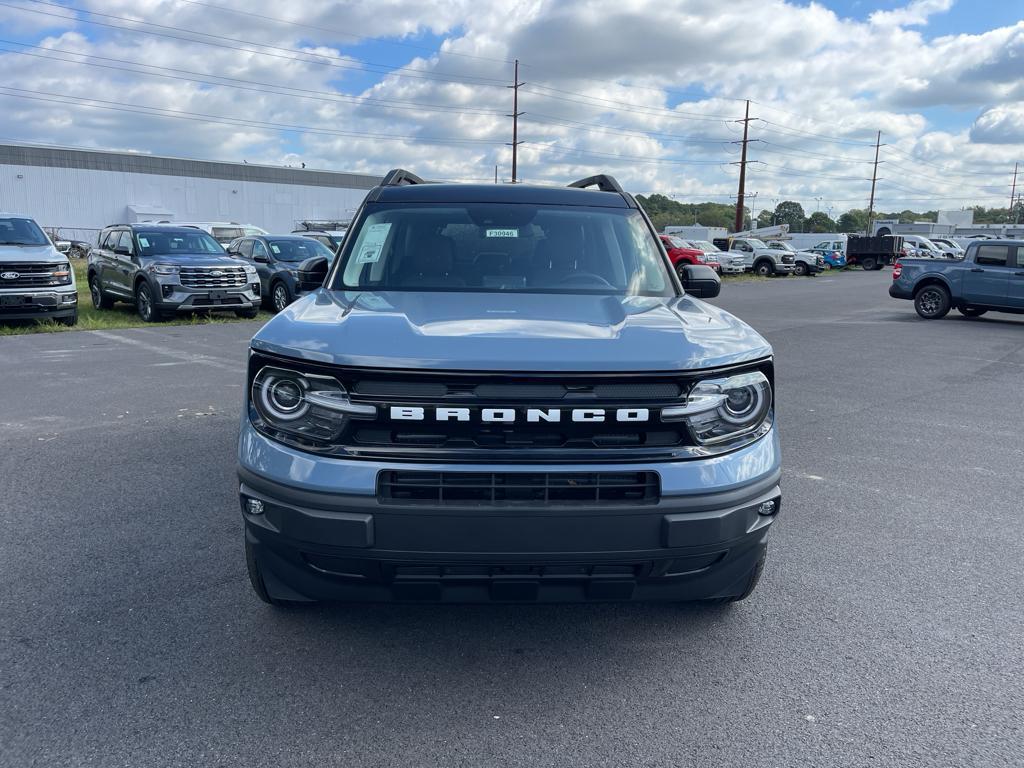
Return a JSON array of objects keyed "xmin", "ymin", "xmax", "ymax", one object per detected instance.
[{"xmin": 378, "ymin": 471, "xmax": 660, "ymax": 506}]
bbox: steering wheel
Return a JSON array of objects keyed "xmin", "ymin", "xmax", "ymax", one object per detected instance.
[{"xmin": 556, "ymin": 272, "xmax": 614, "ymax": 288}]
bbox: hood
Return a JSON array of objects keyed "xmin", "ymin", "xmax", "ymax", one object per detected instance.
[
  {"xmin": 0, "ymin": 243, "xmax": 62, "ymax": 263},
  {"xmin": 148, "ymin": 253, "xmax": 243, "ymax": 266},
  {"xmin": 252, "ymin": 290, "xmax": 772, "ymax": 372}
]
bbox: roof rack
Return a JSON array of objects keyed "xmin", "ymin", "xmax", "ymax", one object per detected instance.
[
  {"xmin": 381, "ymin": 168, "xmax": 426, "ymax": 187},
  {"xmin": 567, "ymin": 174, "xmax": 627, "ymax": 196}
]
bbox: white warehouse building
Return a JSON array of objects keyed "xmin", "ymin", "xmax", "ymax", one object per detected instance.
[{"xmin": 0, "ymin": 143, "xmax": 381, "ymax": 243}]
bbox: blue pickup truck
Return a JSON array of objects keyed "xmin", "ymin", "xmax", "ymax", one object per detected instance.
[{"xmin": 889, "ymin": 239, "xmax": 1024, "ymax": 319}]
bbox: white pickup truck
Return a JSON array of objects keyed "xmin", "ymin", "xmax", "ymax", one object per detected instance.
[{"xmin": 714, "ymin": 237, "xmax": 796, "ymax": 277}]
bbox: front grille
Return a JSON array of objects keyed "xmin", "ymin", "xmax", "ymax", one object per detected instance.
[
  {"xmin": 378, "ymin": 471, "xmax": 660, "ymax": 506},
  {"xmin": 179, "ymin": 265, "xmax": 247, "ymax": 288},
  {"xmin": 0, "ymin": 262, "xmax": 66, "ymax": 288},
  {"xmin": 780, "ymin": 255, "xmax": 795, "ymax": 264},
  {"xmin": 249, "ymin": 353, "xmax": 773, "ymax": 462}
]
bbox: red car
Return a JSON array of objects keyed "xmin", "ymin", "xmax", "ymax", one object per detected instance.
[{"xmin": 659, "ymin": 235, "xmax": 720, "ymax": 276}]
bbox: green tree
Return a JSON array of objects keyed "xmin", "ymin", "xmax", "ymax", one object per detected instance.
[
  {"xmin": 806, "ymin": 211, "xmax": 836, "ymax": 232},
  {"xmin": 774, "ymin": 201, "xmax": 806, "ymax": 232},
  {"xmin": 635, "ymin": 195, "xmax": 739, "ymax": 232},
  {"xmin": 837, "ymin": 209, "xmax": 868, "ymax": 233},
  {"xmin": 755, "ymin": 210, "xmax": 774, "ymax": 228}
]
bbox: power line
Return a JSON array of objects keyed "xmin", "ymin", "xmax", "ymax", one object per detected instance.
[
  {"xmin": 0, "ymin": 40, "xmax": 506, "ymax": 118},
  {"xmin": 0, "ymin": 86, "xmax": 504, "ymax": 147},
  {"xmin": 172, "ymin": 0, "xmax": 516, "ymax": 65},
  {"xmin": 1, "ymin": 0, "xmax": 508, "ymax": 87}
]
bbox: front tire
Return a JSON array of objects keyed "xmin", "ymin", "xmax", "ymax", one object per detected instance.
[
  {"xmin": 89, "ymin": 274, "xmax": 114, "ymax": 310},
  {"xmin": 860, "ymin": 256, "xmax": 877, "ymax": 271},
  {"xmin": 754, "ymin": 261, "xmax": 773, "ymax": 277},
  {"xmin": 914, "ymin": 284, "xmax": 951, "ymax": 319},
  {"xmin": 793, "ymin": 262, "xmax": 808, "ymax": 277},
  {"xmin": 56, "ymin": 311, "xmax": 78, "ymax": 327},
  {"xmin": 271, "ymin": 281, "xmax": 292, "ymax": 313},
  {"xmin": 958, "ymin": 307, "xmax": 987, "ymax": 318},
  {"xmin": 135, "ymin": 281, "xmax": 163, "ymax": 322},
  {"xmin": 235, "ymin": 306, "xmax": 259, "ymax": 319}
]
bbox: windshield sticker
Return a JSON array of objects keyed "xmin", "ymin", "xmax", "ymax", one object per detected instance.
[
  {"xmin": 270, "ymin": 244, "xmax": 281, "ymax": 254},
  {"xmin": 356, "ymin": 223, "xmax": 391, "ymax": 263},
  {"xmin": 138, "ymin": 237, "xmax": 150, "ymax": 248},
  {"xmin": 486, "ymin": 228, "xmax": 518, "ymax": 238}
]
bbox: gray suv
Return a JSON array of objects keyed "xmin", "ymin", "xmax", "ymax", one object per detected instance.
[
  {"xmin": 239, "ymin": 170, "xmax": 781, "ymax": 607},
  {"xmin": 87, "ymin": 224, "xmax": 261, "ymax": 321}
]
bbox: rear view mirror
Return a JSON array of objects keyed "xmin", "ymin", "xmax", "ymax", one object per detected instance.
[{"xmin": 679, "ymin": 264, "xmax": 721, "ymax": 299}]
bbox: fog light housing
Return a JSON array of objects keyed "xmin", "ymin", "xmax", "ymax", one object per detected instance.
[
  {"xmin": 246, "ymin": 498, "xmax": 265, "ymax": 515},
  {"xmin": 251, "ymin": 282, "xmax": 261, "ymax": 294},
  {"xmin": 161, "ymin": 285, "xmax": 174, "ymax": 298},
  {"xmin": 757, "ymin": 499, "xmax": 778, "ymax": 516}
]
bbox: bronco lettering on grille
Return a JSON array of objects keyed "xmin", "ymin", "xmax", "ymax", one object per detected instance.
[{"xmin": 389, "ymin": 407, "xmax": 650, "ymax": 423}]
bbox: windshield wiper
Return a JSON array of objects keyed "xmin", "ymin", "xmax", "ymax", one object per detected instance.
[{"xmin": 0, "ymin": 241, "xmax": 38, "ymax": 246}]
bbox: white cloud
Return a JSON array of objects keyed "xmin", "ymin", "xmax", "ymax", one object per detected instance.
[
  {"xmin": 868, "ymin": 0, "xmax": 954, "ymax": 27},
  {"xmin": 0, "ymin": 0, "xmax": 1021, "ymax": 214}
]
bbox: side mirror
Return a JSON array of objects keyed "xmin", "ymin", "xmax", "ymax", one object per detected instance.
[
  {"xmin": 113, "ymin": 246, "xmax": 130, "ymax": 256},
  {"xmin": 679, "ymin": 264, "xmax": 721, "ymax": 299},
  {"xmin": 296, "ymin": 256, "xmax": 329, "ymax": 291},
  {"xmin": 253, "ymin": 253, "xmax": 269, "ymax": 264}
]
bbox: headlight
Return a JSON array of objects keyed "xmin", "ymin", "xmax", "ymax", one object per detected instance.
[
  {"xmin": 662, "ymin": 370, "xmax": 772, "ymax": 445},
  {"xmin": 243, "ymin": 264, "xmax": 258, "ymax": 275},
  {"xmin": 51, "ymin": 263, "xmax": 72, "ymax": 285},
  {"xmin": 150, "ymin": 263, "xmax": 179, "ymax": 275},
  {"xmin": 251, "ymin": 366, "xmax": 376, "ymax": 444},
  {"xmin": 696, "ymin": 254, "xmax": 707, "ymax": 263}
]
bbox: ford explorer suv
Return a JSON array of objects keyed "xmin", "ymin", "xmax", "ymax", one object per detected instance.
[
  {"xmin": 238, "ymin": 170, "xmax": 781, "ymax": 606},
  {"xmin": 88, "ymin": 224, "xmax": 261, "ymax": 321},
  {"xmin": 890, "ymin": 239, "xmax": 1024, "ymax": 319},
  {"xmin": 227, "ymin": 234, "xmax": 336, "ymax": 313},
  {"xmin": 0, "ymin": 214, "xmax": 77, "ymax": 325}
]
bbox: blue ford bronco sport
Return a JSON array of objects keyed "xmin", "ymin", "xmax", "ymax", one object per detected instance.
[{"xmin": 238, "ymin": 170, "xmax": 781, "ymax": 606}]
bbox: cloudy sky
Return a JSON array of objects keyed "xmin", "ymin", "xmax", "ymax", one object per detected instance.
[{"xmin": 0, "ymin": 0, "xmax": 1022, "ymax": 216}]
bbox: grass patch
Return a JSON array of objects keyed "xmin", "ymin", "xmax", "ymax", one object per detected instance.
[{"xmin": 0, "ymin": 261, "xmax": 275, "ymax": 336}]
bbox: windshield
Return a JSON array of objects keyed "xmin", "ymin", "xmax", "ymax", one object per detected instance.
[
  {"xmin": 211, "ymin": 227, "xmax": 246, "ymax": 243},
  {"xmin": 0, "ymin": 217, "xmax": 49, "ymax": 246},
  {"xmin": 268, "ymin": 238, "xmax": 335, "ymax": 263},
  {"xmin": 334, "ymin": 203, "xmax": 673, "ymax": 296},
  {"xmin": 692, "ymin": 240, "xmax": 719, "ymax": 252},
  {"xmin": 770, "ymin": 241, "xmax": 795, "ymax": 251},
  {"xmin": 665, "ymin": 236, "xmax": 690, "ymax": 249},
  {"xmin": 243, "ymin": 227, "xmax": 265, "ymax": 236},
  {"xmin": 136, "ymin": 230, "xmax": 225, "ymax": 255},
  {"xmin": 745, "ymin": 239, "xmax": 768, "ymax": 249}
]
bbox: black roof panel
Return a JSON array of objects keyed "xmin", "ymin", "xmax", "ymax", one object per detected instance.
[{"xmin": 372, "ymin": 182, "xmax": 631, "ymax": 208}]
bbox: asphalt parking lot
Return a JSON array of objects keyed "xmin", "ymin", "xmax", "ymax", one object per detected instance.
[{"xmin": 2, "ymin": 271, "xmax": 1022, "ymax": 767}]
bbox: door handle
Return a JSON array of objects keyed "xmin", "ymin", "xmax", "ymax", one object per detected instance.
[{"xmin": 970, "ymin": 268, "xmax": 984, "ymax": 272}]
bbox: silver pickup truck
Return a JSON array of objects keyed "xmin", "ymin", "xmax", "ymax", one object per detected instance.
[{"xmin": 0, "ymin": 214, "xmax": 78, "ymax": 325}]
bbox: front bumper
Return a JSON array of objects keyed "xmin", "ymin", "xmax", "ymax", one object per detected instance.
[
  {"xmin": 237, "ymin": 421, "xmax": 782, "ymax": 603},
  {"xmin": 0, "ymin": 289, "xmax": 77, "ymax": 320},
  {"xmin": 154, "ymin": 280, "xmax": 260, "ymax": 312}
]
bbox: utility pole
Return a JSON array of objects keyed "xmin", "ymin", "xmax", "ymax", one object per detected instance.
[
  {"xmin": 1011, "ymin": 162, "xmax": 1018, "ymax": 214},
  {"xmin": 506, "ymin": 59, "xmax": 525, "ymax": 183},
  {"xmin": 866, "ymin": 130, "xmax": 883, "ymax": 235},
  {"xmin": 733, "ymin": 100, "xmax": 753, "ymax": 232}
]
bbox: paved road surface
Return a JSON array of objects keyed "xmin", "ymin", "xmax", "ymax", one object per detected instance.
[{"xmin": 2, "ymin": 271, "xmax": 1022, "ymax": 767}]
